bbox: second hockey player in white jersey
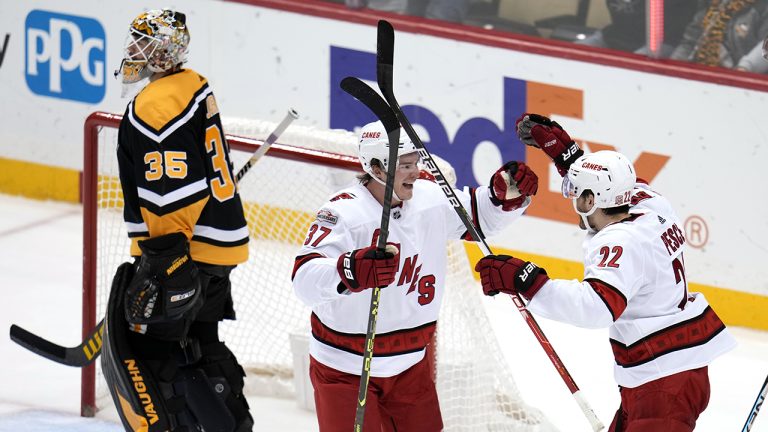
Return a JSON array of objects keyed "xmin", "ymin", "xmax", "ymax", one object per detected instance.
[
  {"xmin": 476, "ymin": 114, "xmax": 737, "ymax": 432},
  {"xmin": 292, "ymin": 120, "xmax": 538, "ymax": 431}
]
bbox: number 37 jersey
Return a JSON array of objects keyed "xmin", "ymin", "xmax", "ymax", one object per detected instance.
[
  {"xmin": 527, "ymin": 182, "xmax": 736, "ymax": 388},
  {"xmin": 117, "ymin": 69, "xmax": 249, "ymax": 265}
]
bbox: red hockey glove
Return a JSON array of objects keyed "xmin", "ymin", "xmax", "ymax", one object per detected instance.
[
  {"xmin": 515, "ymin": 113, "xmax": 583, "ymax": 177},
  {"xmin": 337, "ymin": 244, "xmax": 400, "ymax": 293},
  {"xmin": 490, "ymin": 161, "xmax": 538, "ymax": 211},
  {"xmin": 475, "ymin": 255, "xmax": 549, "ymax": 301}
]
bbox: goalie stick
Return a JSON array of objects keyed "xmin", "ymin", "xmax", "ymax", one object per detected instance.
[
  {"xmin": 9, "ymin": 318, "xmax": 105, "ymax": 367},
  {"xmin": 339, "ymin": 76, "xmax": 401, "ymax": 432},
  {"xmin": 9, "ymin": 109, "xmax": 300, "ymax": 367},
  {"xmin": 742, "ymin": 373, "xmax": 768, "ymax": 432},
  {"xmin": 374, "ymin": 19, "xmax": 605, "ymax": 432}
]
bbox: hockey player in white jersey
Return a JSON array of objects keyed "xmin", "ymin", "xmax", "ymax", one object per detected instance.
[
  {"xmin": 476, "ymin": 114, "xmax": 737, "ymax": 432},
  {"xmin": 292, "ymin": 120, "xmax": 538, "ymax": 431}
]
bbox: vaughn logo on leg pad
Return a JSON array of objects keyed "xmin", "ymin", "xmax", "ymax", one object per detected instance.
[{"xmin": 122, "ymin": 359, "xmax": 160, "ymax": 425}]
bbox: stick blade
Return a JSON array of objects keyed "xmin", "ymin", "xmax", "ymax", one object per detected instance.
[
  {"xmin": 9, "ymin": 320, "xmax": 103, "ymax": 367},
  {"xmin": 376, "ymin": 20, "xmax": 395, "ymax": 99},
  {"xmin": 10, "ymin": 324, "xmax": 70, "ymax": 365},
  {"xmin": 376, "ymin": 20, "xmax": 394, "ymax": 68},
  {"xmin": 339, "ymin": 77, "xmax": 399, "ymax": 133}
]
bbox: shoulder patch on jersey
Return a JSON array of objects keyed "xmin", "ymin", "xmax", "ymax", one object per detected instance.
[
  {"xmin": 133, "ymin": 69, "xmax": 209, "ymax": 132},
  {"xmin": 316, "ymin": 209, "xmax": 338, "ymax": 225},
  {"xmin": 330, "ymin": 192, "xmax": 356, "ymax": 202},
  {"xmin": 205, "ymin": 94, "xmax": 219, "ymax": 119}
]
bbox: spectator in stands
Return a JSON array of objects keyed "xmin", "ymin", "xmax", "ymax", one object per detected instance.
[
  {"xmin": 346, "ymin": 0, "xmax": 470, "ymax": 23},
  {"xmin": 578, "ymin": 0, "xmax": 698, "ymax": 56},
  {"xmin": 670, "ymin": 0, "xmax": 768, "ymax": 73}
]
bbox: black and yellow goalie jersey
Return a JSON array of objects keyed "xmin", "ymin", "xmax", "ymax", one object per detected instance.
[{"xmin": 117, "ymin": 69, "xmax": 249, "ymax": 266}]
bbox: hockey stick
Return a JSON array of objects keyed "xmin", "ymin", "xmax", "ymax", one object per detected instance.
[
  {"xmin": 234, "ymin": 108, "xmax": 299, "ymax": 182},
  {"xmin": 9, "ymin": 318, "xmax": 104, "ymax": 367},
  {"xmin": 9, "ymin": 109, "xmax": 300, "ymax": 367},
  {"xmin": 375, "ymin": 19, "xmax": 605, "ymax": 432},
  {"xmin": 742, "ymin": 373, "xmax": 768, "ymax": 432},
  {"xmin": 339, "ymin": 76, "xmax": 401, "ymax": 432}
]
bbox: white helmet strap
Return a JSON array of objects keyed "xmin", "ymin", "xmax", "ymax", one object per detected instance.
[
  {"xmin": 370, "ymin": 166, "xmax": 403, "ymax": 202},
  {"xmin": 572, "ymin": 196, "xmax": 598, "ymax": 232}
]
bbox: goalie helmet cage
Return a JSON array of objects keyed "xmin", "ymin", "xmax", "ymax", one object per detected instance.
[{"xmin": 82, "ymin": 111, "xmax": 558, "ymax": 431}]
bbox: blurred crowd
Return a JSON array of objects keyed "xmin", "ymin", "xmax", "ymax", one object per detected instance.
[{"xmin": 329, "ymin": 0, "xmax": 768, "ymax": 75}]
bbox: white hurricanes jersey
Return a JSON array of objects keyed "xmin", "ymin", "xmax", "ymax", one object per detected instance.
[
  {"xmin": 527, "ymin": 182, "xmax": 736, "ymax": 388},
  {"xmin": 293, "ymin": 179, "xmax": 528, "ymax": 377}
]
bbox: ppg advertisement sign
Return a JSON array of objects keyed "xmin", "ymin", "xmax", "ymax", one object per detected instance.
[{"xmin": 25, "ymin": 10, "xmax": 106, "ymax": 103}]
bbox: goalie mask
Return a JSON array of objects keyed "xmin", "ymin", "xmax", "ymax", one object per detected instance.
[
  {"xmin": 116, "ymin": 9, "xmax": 190, "ymax": 84},
  {"xmin": 562, "ymin": 151, "xmax": 636, "ymax": 225},
  {"xmin": 358, "ymin": 120, "xmax": 419, "ymax": 179}
]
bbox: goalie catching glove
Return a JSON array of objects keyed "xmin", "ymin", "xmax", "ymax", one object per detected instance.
[
  {"xmin": 490, "ymin": 161, "xmax": 538, "ymax": 211},
  {"xmin": 516, "ymin": 113, "xmax": 583, "ymax": 177},
  {"xmin": 124, "ymin": 232, "xmax": 202, "ymax": 331},
  {"xmin": 475, "ymin": 255, "xmax": 549, "ymax": 301},
  {"xmin": 337, "ymin": 244, "xmax": 400, "ymax": 293}
]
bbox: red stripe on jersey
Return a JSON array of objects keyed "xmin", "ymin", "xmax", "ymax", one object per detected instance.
[
  {"xmin": 418, "ymin": 170, "xmax": 436, "ymax": 182},
  {"xmin": 329, "ymin": 192, "xmax": 356, "ymax": 202},
  {"xmin": 311, "ymin": 313, "xmax": 436, "ymax": 357},
  {"xmin": 461, "ymin": 187, "xmax": 486, "ymax": 241},
  {"xmin": 292, "ymin": 253, "xmax": 324, "ymax": 280},
  {"xmin": 631, "ymin": 190, "xmax": 654, "ymax": 205},
  {"xmin": 610, "ymin": 306, "xmax": 726, "ymax": 368},
  {"xmin": 586, "ymin": 278, "xmax": 628, "ymax": 321}
]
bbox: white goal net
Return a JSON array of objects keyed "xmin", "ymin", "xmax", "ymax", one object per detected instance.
[{"xmin": 82, "ymin": 112, "xmax": 556, "ymax": 431}]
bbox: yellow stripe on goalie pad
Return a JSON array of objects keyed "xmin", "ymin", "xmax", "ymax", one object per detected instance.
[{"xmin": 115, "ymin": 385, "xmax": 149, "ymax": 432}]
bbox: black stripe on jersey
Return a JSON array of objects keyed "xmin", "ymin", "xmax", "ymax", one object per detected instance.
[
  {"xmin": 139, "ymin": 188, "xmax": 209, "ymax": 217},
  {"xmin": 191, "ymin": 234, "xmax": 249, "ymax": 248},
  {"xmin": 610, "ymin": 306, "xmax": 726, "ymax": 368},
  {"xmin": 128, "ymin": 230, "xmax": 149, "ymax": 238},
  {"xmin": 129, "ymin": 82, "xmax": 210, "ymax": 136},
  {"xmin": 292, "ymin": 253, "xmax": 324, "ymax": 280},
  {"xmin": 461, "ymin": 187, "xmax": 486, "ymax": 241}
]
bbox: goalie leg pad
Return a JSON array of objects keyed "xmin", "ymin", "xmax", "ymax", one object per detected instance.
[
  {"xmin": 186, "ymin": 339, "xmax": 253, "ymax": 432},
  {"xmin": 103, "ymin": 263, "xmax": 239, "ymax": 432},
  {"xmin": 103, "ymin": 262, "xmax": 176, "ymax": 432}
]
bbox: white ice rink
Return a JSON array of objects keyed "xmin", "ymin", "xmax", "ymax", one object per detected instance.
[{"xmin": 0, "ymin": 193, "xmax": 765, "ymax": 432}]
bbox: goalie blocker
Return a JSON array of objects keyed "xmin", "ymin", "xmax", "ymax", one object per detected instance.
[{"xmin": 102, "ymin": 233, "xmax": 253, "ymax": 432}]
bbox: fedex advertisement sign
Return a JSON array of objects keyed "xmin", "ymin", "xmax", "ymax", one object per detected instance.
[
  {"xmin": 330, "ymin": 46, "xmax": 669, "ymax": 224},
  {"xmin": 25, "ymin": 10, "xmax": 106, "ymax": 103}
]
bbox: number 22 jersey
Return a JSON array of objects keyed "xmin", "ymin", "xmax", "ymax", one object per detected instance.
[{"xmin": 527, "ymin": 182, "xmax": 736, "ymax": 387}]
